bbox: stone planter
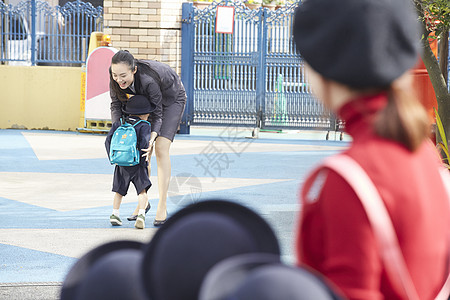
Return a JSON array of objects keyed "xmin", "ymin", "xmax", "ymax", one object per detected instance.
[
  {"xmin": 244, "ymin": 2, "xmax": 261, "ymax": 9},
  {"xmin": 193, "ymin": 1, "xmax": 211, "ymax": 9},
  {"xmin": 263, "ymin": 3, "xmax": 276, "ymax": 10}
]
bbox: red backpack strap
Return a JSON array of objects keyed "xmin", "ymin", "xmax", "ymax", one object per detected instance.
[
  {"xmin": 301, "ymin": 164, "xmax": 329, "ymax": 206},
  {"xmin": 316, "ymin": 154, "xmax": 450, "ymax": 300},
  {"xmin": 320, "ymin": 155, "xmax": 421, "ymax": 300}
]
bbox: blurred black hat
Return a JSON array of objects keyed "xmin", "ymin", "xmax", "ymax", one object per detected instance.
[
  {"xmin": 75, "ymin": 249, "xmax": 147, "ymax": 300},
  {"xmin": 199, "ymin": 253, "xmax": 281, "ymax": 300},
  {"xmin": 293, "ymin": 0, "xmax": 420, "ymax": 88},
  {"xmin": 141, "ymin": 200, "xmax": 281, "ymax": 300},
  {"xmin": 122, "ymin": 95, "xmax": 155, "ymax": 115},
  {"xmin": 60, "ymin": 240, "xmax": 145, "ymax": 300},
  {"xmin": 200, "ymin": 254, "xmax": 343, "ymax": 300}
]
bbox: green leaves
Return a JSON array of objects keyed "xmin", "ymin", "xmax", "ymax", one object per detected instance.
[
  {"xmin": 434, "ymin": 107, "xmax": 450, "ymax": 169},
  {"xmin": 421, "ymin": 0, "xmax": 450, "ymax": 37},
  {"xmin": 435, "ymin": 107, "xmax": 448, "ymax": 149}
]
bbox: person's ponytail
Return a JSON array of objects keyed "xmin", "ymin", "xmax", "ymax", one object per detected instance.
[{"xmin": 374, "ymin": 78, "xmax": 430, "ymax": 151}]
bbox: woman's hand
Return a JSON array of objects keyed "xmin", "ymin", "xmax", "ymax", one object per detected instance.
[
  {"xmin": 142, "ymin": 132, "xmax": 158, "ymax": 162},
  {"xmin": 142, "ymin": 141, "xmax": 154, "ymax": 162}
]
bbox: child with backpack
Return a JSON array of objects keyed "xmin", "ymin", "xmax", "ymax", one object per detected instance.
[{"xmin": 105, "ymin": 95, "xmax": 155, "ymax": 229}]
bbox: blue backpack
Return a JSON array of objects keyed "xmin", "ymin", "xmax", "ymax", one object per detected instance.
[{"xmin": 109, "ymin": 119, "xmax": 150, "ymax": 166}]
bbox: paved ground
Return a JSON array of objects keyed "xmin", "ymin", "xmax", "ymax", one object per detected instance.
[{"xmin": 0, "ymin": 126, "xmax": 349, "ymax": 299}]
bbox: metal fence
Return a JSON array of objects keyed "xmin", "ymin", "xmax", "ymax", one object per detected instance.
[
  {"xmin": 180, "ymin": 0, "xmax": 335, "ymax": 133},
  {"xmin": 0, "ymin": 0, "xmax": 103, "ymax": 66}
]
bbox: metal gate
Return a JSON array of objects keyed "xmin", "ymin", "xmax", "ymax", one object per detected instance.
[
  {"xmin": 1, "ymin": 0, "xmax": 103, "ymax": 66},
  {"xmin": 180, "ymin": 0, "xmax": 335, "ymax": 133}
]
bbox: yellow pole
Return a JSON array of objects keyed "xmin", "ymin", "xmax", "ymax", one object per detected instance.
[{"xmin": 79, "ymin": 64, "xmax": 86, "ymax": 129}]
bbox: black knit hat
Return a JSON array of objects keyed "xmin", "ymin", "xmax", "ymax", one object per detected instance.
[
  {"xmin": 293, "ymin": 0, "xmax": 420, "ymax": 88},
  {"xmin": 122, "ymin": 95, "xmax": 155, "ymax": 115}
]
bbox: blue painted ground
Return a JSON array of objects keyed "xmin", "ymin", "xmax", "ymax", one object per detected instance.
[{"xmin": 0, "ymin": 128, "xmax": 349, "ymax": 283}]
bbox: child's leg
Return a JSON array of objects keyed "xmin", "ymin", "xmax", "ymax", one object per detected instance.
[
  {"xmin": 131, "ymin": 184, "xmax": 149, "ymax": 215},
  {"xmin": 137, "ymin": 190, "xmax": 148, "ymax": 213},
  {"xmin": 130, "ymin": 165, "xmax": 151, "ymax": 217},
  {"xmin": 135, "ymin": 190, "xmax": 148, "ymax": 229},
  {"xmin": 113, "ymin": 192, "xmax": 123, "ymax": 211},
  {"xmin": 110, "ymin": 193, "xmax": 124, "ymax": 226}
]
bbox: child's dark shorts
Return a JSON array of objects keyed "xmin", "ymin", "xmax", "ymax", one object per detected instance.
[{"xmin": 112, "ymin": 165, "xmax": 151, "ymax": 196}]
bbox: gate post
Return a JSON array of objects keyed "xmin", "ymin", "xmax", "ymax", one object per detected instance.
[
  {"xmin": 179, "ymin": 2, "xmax": 194, "ymax": 134},
  {"xmin": 31, "ymin": 0, "xmax": 36, "ymax": 66},
  {"xmin": 255, "ymin": 9, "xmax": 267, "ymax": 130}
]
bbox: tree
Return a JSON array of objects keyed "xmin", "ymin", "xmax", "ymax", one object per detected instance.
[{"xmin": 413, "ymin": 0, "xmax": 450, "ymax": 146}]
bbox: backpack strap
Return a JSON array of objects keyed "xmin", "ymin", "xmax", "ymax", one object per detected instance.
[
  {"xmin": 306, "ymin": 155, "xmax": 450, "ymax": 300},
  {"xmin": 119, "ymin": 117, "xmax": 133, "ymax": 126},
  {"xmin": 132, "ymin": 120, "xmax": 150, "ymax": 127}
]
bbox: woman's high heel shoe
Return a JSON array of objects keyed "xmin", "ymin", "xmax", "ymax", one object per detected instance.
[
  {"xmin": 153, "ymin": 210, "xmax": 168, "ymax": 227},
  {"xmin": 127, "ymin": 201, "xmax": 151, "ymax": 221}
]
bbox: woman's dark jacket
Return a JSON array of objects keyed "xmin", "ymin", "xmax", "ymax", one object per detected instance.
[{"xmin": 110, "ymin": 60, "xmax": 184, "ymax": 135}]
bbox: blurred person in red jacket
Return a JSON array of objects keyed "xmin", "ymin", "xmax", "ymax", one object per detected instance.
[{"xmin": 293, "ymin": 0, "xmax": 450, "ymax": 299}]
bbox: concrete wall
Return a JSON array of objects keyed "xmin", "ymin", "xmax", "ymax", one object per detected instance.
[{"xmin": 0, "ymin": 65, "xmax": 82, "ymax": 131}]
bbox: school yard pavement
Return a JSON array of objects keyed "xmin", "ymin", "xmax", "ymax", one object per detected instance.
[{"xmin": 0, "ymin": 126, "xmax": 349, "ymax": 299}]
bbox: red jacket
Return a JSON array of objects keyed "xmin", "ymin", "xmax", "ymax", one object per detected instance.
[{"xmin": 297, "ymin": 93, "xmax": 450, "ymax": 300}]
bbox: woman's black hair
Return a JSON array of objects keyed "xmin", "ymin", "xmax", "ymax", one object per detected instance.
[{"xmin": 109, "ymin": 50, "xmax": 137, "ymax": 102}]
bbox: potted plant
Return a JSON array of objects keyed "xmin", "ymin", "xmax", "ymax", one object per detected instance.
[
  {"xmin": 275, "ymin": 0, "xmax": 285, "ymax": 9},
  {"xmin": 262, "ymin": 0, "xmax": 276, "ymax": 10},
  {"xmin": 284, "ymin": 0, "xmax": 296, "ymax": 6},
  {"xmin": 191, "ymin": 0, "xmax": 213, "ymax": 10},
  {"xmin": 243, "ymin": 0, "xmax": 262, "ymax": 10}
]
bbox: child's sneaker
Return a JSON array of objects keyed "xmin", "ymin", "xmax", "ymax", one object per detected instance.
[
  {"xmin": 110, "ymin": 214, "xmax": 122, "ymax": 226},
  {"xmin": 135, "ymin": 214, "xmax": 145, "ymax": 229}
]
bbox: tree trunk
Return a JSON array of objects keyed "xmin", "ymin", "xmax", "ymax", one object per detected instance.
[
  {"xmin": 420, "ymin": 32, "xmax": 450, "ymax": 143},
  {"xmin": 439, "ymin": 31, "xmax": 448, "ymax": 85},
  {"xmin": 413, "ymin": 0, "xmax": 450, "ymax": 143}
]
